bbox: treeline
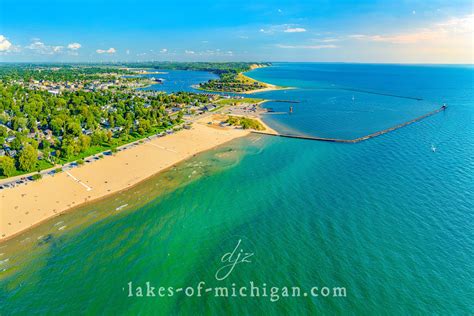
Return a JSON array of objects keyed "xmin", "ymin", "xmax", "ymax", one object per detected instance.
[
  {"xmin": 0, "ymin": 83, "xmax": 207, "ymax": 177},
  {"xmin": 226, "ymin": 116, "xmax": 264, "ymax": 130},
  {"xmin": 0, "ymin": 65, "xmax": 132, "ymax": 83},
  {"xmin": 122, "ymin": 62, "xmax": 270, "ymax": 75}
]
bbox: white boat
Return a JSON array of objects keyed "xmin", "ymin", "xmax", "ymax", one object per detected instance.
[{"xmin": 431, "ymin": 144, "xmax": 437, "ymax": 152}]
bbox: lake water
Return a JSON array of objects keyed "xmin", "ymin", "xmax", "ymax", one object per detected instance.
[{"xmin": 1, "ymin": 63, "xmax": 473, "ymax": 314}]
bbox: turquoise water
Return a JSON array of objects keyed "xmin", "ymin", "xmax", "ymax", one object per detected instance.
[{"xmin": 1, "ymin": 63, "xmax": 473, "ymax": 314}]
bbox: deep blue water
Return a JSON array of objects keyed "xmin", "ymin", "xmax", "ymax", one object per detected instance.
[
  {"xmin": 1, "ymin": 63, "xmax": 473, "ymax": 314},
  {"xmin": 138, "ymin": 69, "xmax": 218, "ymax": 93}
]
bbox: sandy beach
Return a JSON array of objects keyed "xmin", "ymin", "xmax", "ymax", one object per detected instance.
[
  {"xmin": 239, "ymin": 73, "xmax": 293, "ymax": 94},
  {"xmin": 0, "ymin": 117, "xmax": 270, "ymax": 241},
  {"xmin": 240, "ymin": 85, "xmax": 293, "ymax": 94}
]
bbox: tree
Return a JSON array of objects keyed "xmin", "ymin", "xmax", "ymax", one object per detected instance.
[
  {"xmin": 0, "ymin": 125, "xmax": 7, "ymax": 137},
  {"xmin": 91, "ymin": 130, "xmax": 107, "ymax": 145},
  {"xmin": 12, "ymin": 117, "xmax": 27, "ymax": 131},
  {"xmin": 137, "ymin": 119, "xmax": 151, "ymax": 135},
  {"xmin": 18, "ymin": 144, "xmax": 38, "ymax": 172},
  {"xmin": 0, "ymin": 156, "xmax": 16, "ymax": 177},
  {"xmin": 66, "ymin": 121, "xmax": 82, "ymax": 137},
  {"xmin": 50, "ymin": 117, "xmax": 64, "ymax": 135},
  {"xmin": 78, "ymin": 134, "xmax": 91, "ymax": 151},
  {"xmin": 10, "ymin": 134, "xmax": 23, "ymax": 150}
]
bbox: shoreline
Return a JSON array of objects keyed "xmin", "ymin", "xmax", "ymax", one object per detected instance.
[
  {"xmin": 195, "ymin": 65, "xmax": 294, "ymax": 95},
  {"xmin": 0, "ymin": 116, "xmax": 273, "ymax": 242},
  {"xmin": 238, "ymin": 72, "xmax": 294, "ymax": 94}
]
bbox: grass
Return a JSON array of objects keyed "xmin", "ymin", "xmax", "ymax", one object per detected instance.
[
  {"xmin": 0, "ymin": 159, "xmax": 54, "ymax": 179},
  {"xmin": 236, "ymin": 73, "xmax": 261, "ymax": 84},
  {"xmin": 216, "ymin": 98, "xmax": 264, "ymax": 105},
  {"xmin": 57, "ymin": 145, "xmax": 111, "ymax": 164},
  {"xmin": 56, "ymin": 123, "xmax": 180, "ymax": 165},
  {"xmin": 0, "ymin": 121, "xmax": 183, "ymax": 180},
  {"xmin": 209, "ymin": 105, "xmax": 224, "ymax": 112}
]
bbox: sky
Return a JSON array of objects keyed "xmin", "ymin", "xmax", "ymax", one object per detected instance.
[{"xmin": 0, "ymin": 0, "xmax": 473, "ymax": 63}]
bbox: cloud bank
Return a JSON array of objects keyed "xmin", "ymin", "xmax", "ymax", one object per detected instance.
[{"xmin": 96, "ymin": 47, "xmax": 116, "ymax": 54}]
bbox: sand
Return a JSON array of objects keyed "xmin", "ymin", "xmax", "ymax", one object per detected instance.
[
  {"xmin": 238, "ymin": 73, "xmax": 293, "ymax": 94},
  {"xmin": 0, "ymin": 117, "xmax": 262, "ymax": 241}
]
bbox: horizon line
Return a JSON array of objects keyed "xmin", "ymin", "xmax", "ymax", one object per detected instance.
[{"xmin": 0, "ymin": 61, "xmax": 473, "ymax": 66}]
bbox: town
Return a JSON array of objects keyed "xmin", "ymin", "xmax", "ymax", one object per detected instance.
[{"xmin": 0, "ymin": 63, "xmax": 266, "ymax": 183}]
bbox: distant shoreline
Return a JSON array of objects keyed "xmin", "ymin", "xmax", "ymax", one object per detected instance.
[{"xmin": 195, "ymin": 67, "xmax": 294, "ymax": 94}]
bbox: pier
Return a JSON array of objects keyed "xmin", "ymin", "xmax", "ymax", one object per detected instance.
[{"xmin": 253, "ymin": 105, "xmax": 446, "ymax": 143}]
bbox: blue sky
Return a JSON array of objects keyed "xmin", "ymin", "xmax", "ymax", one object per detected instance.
[{"xmin": 0, "ymin": 0, "xmax": 472, "ymax": 63}]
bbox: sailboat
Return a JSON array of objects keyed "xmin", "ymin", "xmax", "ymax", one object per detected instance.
[{"xmin": 431, "ymin": 144, "xmax": 437, "ymax": 152}]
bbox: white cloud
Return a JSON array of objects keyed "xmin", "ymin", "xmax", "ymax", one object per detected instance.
[
  {"xmin": 349, "ymin": 14, "xmax": 474, "ymax": 44},
  {"xmin": 348, "ymin": 34, "xmax": 365, "ymax": 39},
  {"xmin": 26, "ymin": 39, "xmax": 45, "ymax": 50},
  {"xmin": 361, "ymin": 33, "xmax": 437, "ymax": 44},
  {"xmin": 0, "ymin": 35, "xmax": 12, "ymax": 51},
  {"xmin": 318, "ymin": 38, "xmax": 340, "ymax": 43},
  {"xmin": 260, "ymin": 24, "xmax": 307, "ymax": 34},
  {"xmin": 126, "ymin": 49, "xmax": 130, "ymax": 55},
  {"xmin": 67, "ymin": 42, "xmax": 81, "ymax": 50},
  {"xmin": 96, "ymin": 47, "xmax": 116, "ymax": 54},
  {"xmin": 184, "ymin": 49, "xmax": 234, "ymax": 57},
  {"xmin": 436, "ymin": 14, "xmax": 474, "ymax": 33},
  {"xmin": 284, "ymin": 27, "xmax": 307, "ymax": 33},
  {"xmin": 26, "ymin": 39, "xmax": 63, "ymax": 54},
  {"xmin": 276, "ymin": 44, "xmax": 337, "ymax": 49},
  {"xmin": 160, "ymin": 48, "xmax": 168, "ymax": 53}
]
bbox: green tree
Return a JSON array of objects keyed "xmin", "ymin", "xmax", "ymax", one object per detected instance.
[
  {"xmin": 18, "ymin": 144, "xmax": 38, "ymax": 172},
  {"xmin": 12, "ymin": 117, "xmax": 27, "ymax": 131},
  {"xmin": 66, "ymin": 121, "xmax": 82, "ymax": 137},
  {"xmin": 50, "ymin": 117, "xmax": 64, "ymax": 135},
  {"xmin": 0, "ymin": 125, "xmax": 7, "ymax": 137},
  {"xmin": 78, "ymin": 134, "xmax": 91, "ymax": 151},
  {"xmin": 91, "ymin": 130, "xmax": 107, "ymax": 145},
  {"xmin": 10, "ymin": 134, "xmax": 23, "ymax": 150},
  {"xmin": 0, "ymin": 156, "xmax": 16, "ymax": 177}
]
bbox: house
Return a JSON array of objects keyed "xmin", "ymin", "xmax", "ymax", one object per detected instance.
[
  {"xmin": 5, "ymin": 135, "xmax": 15, "ymax": 143},
  {"xmin": 110, "ymin": 126, "xmax": 123, "ymax": 133},
  {"xmin": 100, "ymin": 118, "xmax": 110, "ymax": 127},
  {"xmin": 6, "ymin": 148, "xmax": 17, "ymax": 157},
  {"xmin": 202, "ymin": 105, "xmax": 216, "ymax": 112}
]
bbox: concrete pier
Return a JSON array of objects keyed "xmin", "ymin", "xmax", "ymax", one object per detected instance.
[{"xmin": 253, "ymin": 105, "xmax": 446, "ymax": 143}]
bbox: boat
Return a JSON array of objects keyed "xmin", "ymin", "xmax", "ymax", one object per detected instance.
[{"xmin": 431, "ymin": 144, "xmax": 437, "ymax": 152}]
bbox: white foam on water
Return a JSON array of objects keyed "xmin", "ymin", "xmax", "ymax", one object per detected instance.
[{"xmin": 115, "ymin": 204, "xmax": 128, "ymax": 211}]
